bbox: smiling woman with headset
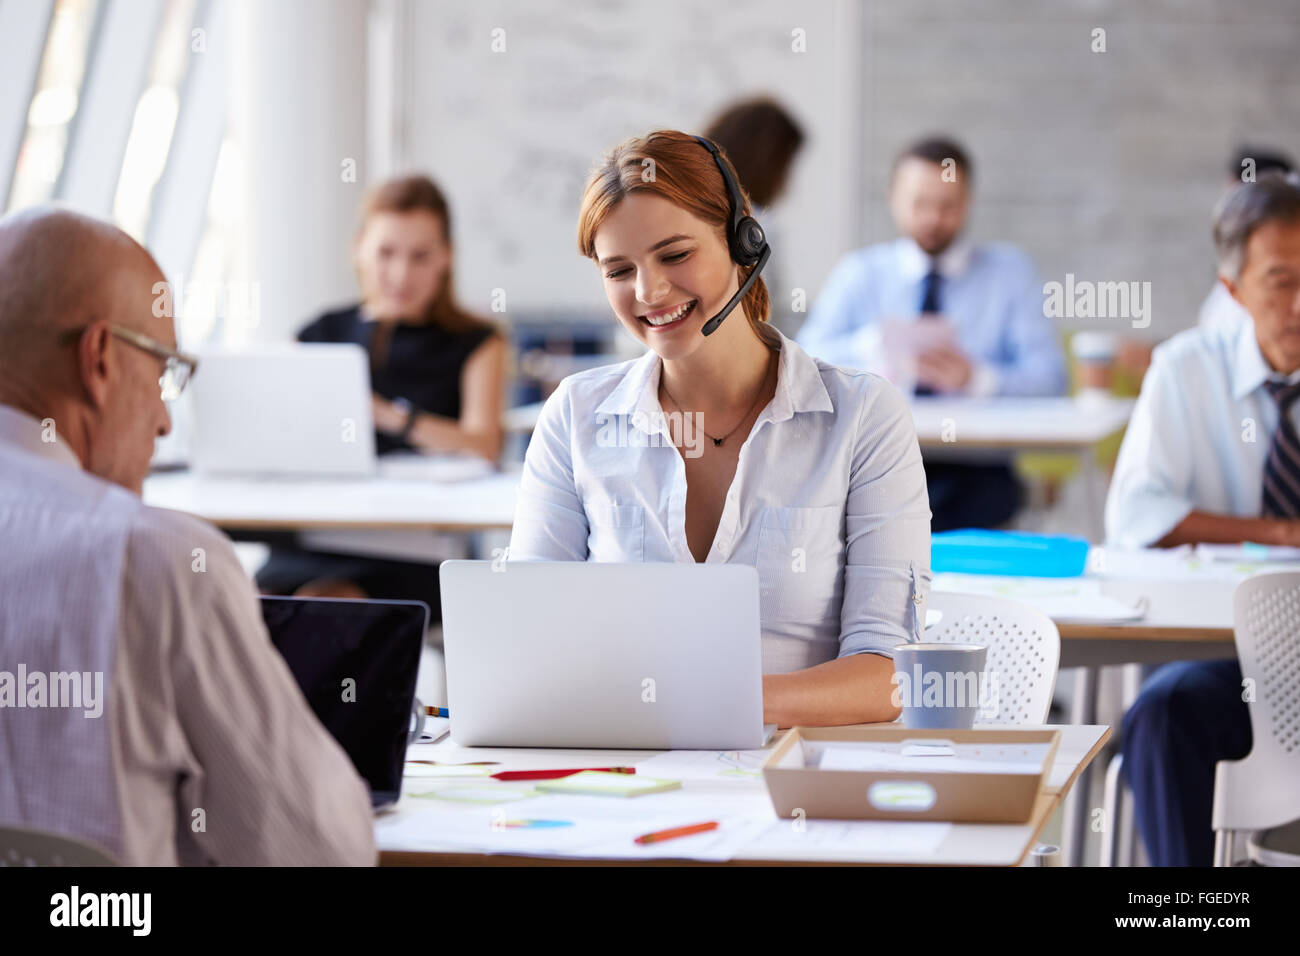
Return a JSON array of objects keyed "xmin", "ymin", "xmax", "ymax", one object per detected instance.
[{"xmin": 507, "ymin": 130, "xmax": 931, "ymax": 727}]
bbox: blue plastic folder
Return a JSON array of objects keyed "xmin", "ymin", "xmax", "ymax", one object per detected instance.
[{"xmin": 930, "ymin": 530, "xmax": 1089, "ymax": 578}]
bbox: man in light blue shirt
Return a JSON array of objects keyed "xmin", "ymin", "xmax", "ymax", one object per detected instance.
[
  {"xmin": 1107, "ymin": 173, "xmax": 1300, "ymax": 865},
  {"xmin": 797, "ymin": 137, "xmax": 1066, "ymax": 532}
]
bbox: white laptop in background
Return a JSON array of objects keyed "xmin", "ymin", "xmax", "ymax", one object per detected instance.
[
  {"xmin": 439, "ymin": 560, "xmax": 774, "ymax": 750},
  {"xmin": 190, "ymin": 343, "xmax": 376, "ymax": 477}
]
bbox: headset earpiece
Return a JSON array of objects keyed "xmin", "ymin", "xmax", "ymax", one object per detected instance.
[
  {"xmin": 733, "ymin": 216, "xmax": 766, "ymax": 265},
  {"xmin": 691, "ymin": 134, "xmax": 772, "ymax": 336}
]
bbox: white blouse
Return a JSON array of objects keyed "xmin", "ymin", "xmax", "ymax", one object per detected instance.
[{"xmin": 507, "ymin": 328, "xmax": 932, "ymax": 674}]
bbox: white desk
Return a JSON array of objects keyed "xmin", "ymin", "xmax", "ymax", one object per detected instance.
[
  {"xmin": 932, "ymin": 545, "xmax": 1285, "ymax": 866},
  {"xmin": 934, "ymin": 547, "xmax": 1241, "ymax": 666},
  {"xmin": 910, "ymin": 395, "xmax": 1133, "ymax": 450},
  {"xmin": 915, "ymin": 395, "xmax": 1133, "ymax": 539},
  {"xmin": 505, "ymin": 402, "xmax": 546, "ymax": 433},
  {"xmin": 377, "ymin": 723, "xmax": 1109, "ymax": 866},
  {"xmin": 142, "ymin": 468, "xmax": 519, "ymax": 532}
]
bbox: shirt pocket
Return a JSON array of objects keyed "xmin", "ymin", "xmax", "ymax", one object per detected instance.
[
  {"xmin": 755, "ymin": 505, "xmax": 845, "ymax": 626},
  {"xmin": 584, "ymin": 499, "xmax": 645, "ymax": 563}
]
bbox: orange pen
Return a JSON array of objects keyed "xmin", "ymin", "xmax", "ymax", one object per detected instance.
[{"xmin": 634, "ymin": 821, "xmax": 719, "ymax": 845}]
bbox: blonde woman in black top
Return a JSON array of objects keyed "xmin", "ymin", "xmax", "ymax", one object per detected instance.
[{"xmin": 257, "ymin": 175, "xmax": 507, "ymax": 611}]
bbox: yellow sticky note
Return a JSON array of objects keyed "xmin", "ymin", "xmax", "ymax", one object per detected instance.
[{"xmin": 535, "ymin": 771, "xmax": 681, "ymax": 798}]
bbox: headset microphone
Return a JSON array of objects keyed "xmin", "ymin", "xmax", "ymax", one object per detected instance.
[
  {"xmin": 699, "ymin": 244, "xmax": 770, "ymax": 336},
  {"xmin": 692, "ymin": 135, "xmax": 771, "ymax": 337}
]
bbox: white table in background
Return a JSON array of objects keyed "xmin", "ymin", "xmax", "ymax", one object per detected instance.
[
  {"xmin": 505, "ymin": 402, "xmax": 546, "ymax": 433},
  {"xmin": 377, "ymin": 722, "xmax": 1109, "ymax": 866},
  {"xmin": 913, "ymin": 396, "xmax": 1133, "ymax": 539},
  {"xmin": 505, "ymin": 395, "xmax": 1133, "ymax": 448},
  {"xmin": 909, "ymin": 395, "xmax": 1133, "ymax": 450},
  {"xmin": 506, "ymin": 395, "xmax": 1134, "ymax": 538},
  {"xmin": 142, "ymin": 464, "xmax": 520, "ymax": 533}
]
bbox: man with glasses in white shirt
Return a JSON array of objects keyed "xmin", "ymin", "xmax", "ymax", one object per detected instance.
[
  {"xmin": 1197, "ymin": 146, "xmax": 1293, "ymax": 334},
  {"xmin": 0, "ymin": 206, "xmax": 375, "ymax": 865},
  {"xmin": 1107, "ymin": 173, "xmax": 1300, "ymax": 866}
]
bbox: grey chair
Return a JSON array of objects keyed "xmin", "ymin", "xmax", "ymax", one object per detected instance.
[
  {"xmin": 1212, "ymin": 571, "xmax": 1300, "ymax": 866},
  {"xmin": 924, "ymin": 591, "xmax": 1061, "ymax": 724},
  {"xmin": 925, "ymin": 593, "xmax": 1064, "ymax": 867},
  {"xmin": 0, "ymin": 826, "xmax": 119, "ymax": 866}
]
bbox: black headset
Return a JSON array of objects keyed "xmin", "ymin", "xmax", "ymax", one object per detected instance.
[{"xmin": 692, "ymin": 135, "xmax": 772, "ymax": 336}]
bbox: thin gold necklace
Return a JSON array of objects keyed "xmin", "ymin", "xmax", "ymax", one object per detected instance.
[{"xmin": 660, "ymin": 356, "xmax": 774, "ymax": 448}]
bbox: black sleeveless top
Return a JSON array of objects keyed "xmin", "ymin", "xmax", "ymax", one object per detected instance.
[{"xmin": 298, "ymin": 304, "xmax": 499, "ymax": 455}]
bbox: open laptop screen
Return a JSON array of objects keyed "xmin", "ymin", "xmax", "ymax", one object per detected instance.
[{"xmin": 260, "ymin": 597, "xmax": 427, "ymax": 807}]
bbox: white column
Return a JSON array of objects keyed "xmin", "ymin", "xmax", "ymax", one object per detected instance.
[
  {"xmin": 227, "ymin": 0, "xmax": 369, "ymax": 344},
  {"xmin": 58, "ymin": 0, "xmax": 163, "ymax": 217}
]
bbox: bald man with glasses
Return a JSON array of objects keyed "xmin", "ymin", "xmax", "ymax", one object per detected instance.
[{"xmin": 0, "ymin": 206, "xmax": 375, "ymax": 866}]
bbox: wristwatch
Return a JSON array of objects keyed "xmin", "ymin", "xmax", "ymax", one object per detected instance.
[{"xmin": 391, "ymin": 397, "xmax": 419, "ymax": 444}]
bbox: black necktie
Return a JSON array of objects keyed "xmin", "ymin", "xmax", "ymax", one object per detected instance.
[
  {"xmin": 914, "ymin": 269, "xmax": 942, "ymax": 396},
  {"xmin": 1260, "ymin": 379, "xmax": 1300, "ymax": 518},
  {"xmin": 919, "ymin": 269, "xmax": 942, "ymax": 315}
]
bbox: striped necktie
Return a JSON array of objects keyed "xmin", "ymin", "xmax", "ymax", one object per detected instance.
[{"xmin": 1260, "ymin": 379, "xmax": 1300, "ymax": 518}]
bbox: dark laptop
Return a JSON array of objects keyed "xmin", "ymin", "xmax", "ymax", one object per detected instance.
[{"xmin": 260, "ymin": 596, "xmax": 428, "ymax": 811}]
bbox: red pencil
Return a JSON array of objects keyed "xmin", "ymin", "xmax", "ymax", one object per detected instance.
[
  {"xmin": 490, "ymin": 766, "xmax": 636, "ymax": 781},
  {"xmin": 635, "ymin": 821, "xmax": 719, "ymax": 845}
]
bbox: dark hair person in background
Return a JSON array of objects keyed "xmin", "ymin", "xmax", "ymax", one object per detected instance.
[
  {"xmin": 255, "ymin": 174, "xmax": 507, "ymax": 611},
  {"xmin": 1199, "ymin": 144, "xmax": 1296, "ymax": 332},
  {"xmin": 702, "ymin": 96, "xmax": 805, "ymax": 210},
  {"xmin": 703, "ymin": 97, "xmax": 806, "ymax": 340}
]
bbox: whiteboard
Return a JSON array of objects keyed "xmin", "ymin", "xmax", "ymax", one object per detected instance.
[{"xmin": 401, "ymin": 0, "xmax": 866, "ymax": 325}]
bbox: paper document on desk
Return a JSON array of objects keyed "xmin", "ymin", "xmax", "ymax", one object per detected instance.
[
  {"xmin": 746, "ymin": 819, "xmax": 953, "ymax": 859},
  {"xmin": 540, "ymin": 790, "xmax": 777, "ymax": 861},
  {"xmin": 1092, "ymin": 545, "xmax": 1300, "ymax": 582},
  {"xmin": 631, "ymin": 748, "xmax": 770, "ymax": 781},
  {"xmin": 931, "ymin": 573, "xmax": 1146, "ymax": 623},
  {"xmin": 377, "ymin": 787, "xmax": 776, "ymax": 861},
  {"xmin": 1194, "ymin": 542, "xmax": 1300, "ymax": 563},
  {"xmin": 816, "ymin": 742, "xmax": 1052, "ymax": 775},
  {"xmin": 403, "ymin": 762, "xmax": 490, "ymax": 778}
]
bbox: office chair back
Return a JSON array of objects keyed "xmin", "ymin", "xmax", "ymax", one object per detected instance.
[
  {"xmin": 0, "ymin": 825, "xmax": 119, "ymax": 866},
  {"xmin": 923, "ymin": 591, "xmax": 1061, "ymax": 725},
  {"xmin": 1212, "ymin": 571, "xmax": 1300, "ymax": 864}
]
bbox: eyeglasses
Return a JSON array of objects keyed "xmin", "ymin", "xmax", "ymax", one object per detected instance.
[{"xmin": 60, "ymin": 324, "xmax": 199, "ymax": 401}]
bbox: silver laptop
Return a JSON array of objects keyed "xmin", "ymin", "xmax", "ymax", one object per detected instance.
[
  {"xmin": 440, "ymin": 561, "xmax": 773, "ymax": 749},
  {"xmin": 190, "ymin": 343, "xmax": 376, "ymax": 477}
]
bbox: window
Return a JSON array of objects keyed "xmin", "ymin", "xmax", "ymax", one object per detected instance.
[
  {"xmin": 5, "ymin": 0, "xmax": 101, "ymax": 213},
  {"xmin": 113, "ymin": 0, "xmax": 199, "ymax": 240}
]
